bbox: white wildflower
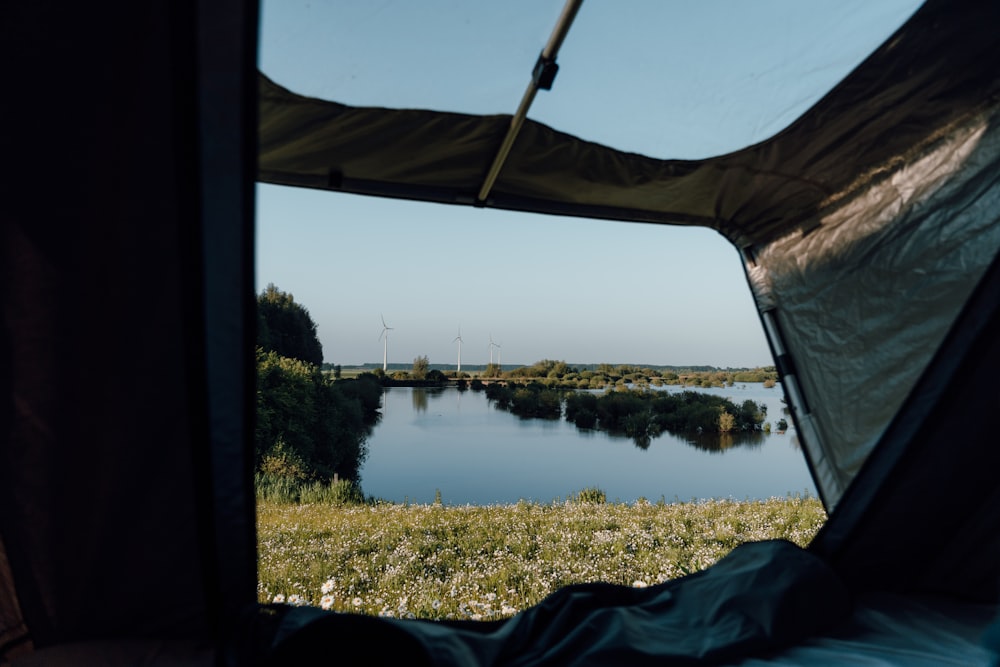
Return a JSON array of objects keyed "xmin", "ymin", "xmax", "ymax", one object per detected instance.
[
  {"xmin": 320, "ymin": 595, "xmax": 334, "ymax": 610},
  {"xmin": 321, "ymin": 579, "xmax": 335, "ymax": 594},
  {"xmin": 272, "ymin": 594, "xmax": 285, "ymax": 604}
]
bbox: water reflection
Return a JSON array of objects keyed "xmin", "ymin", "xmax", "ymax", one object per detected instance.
[
  {"xmin": 577, "ymin": 424, "xmax": 770, "ymax": 452},
  {"xmin": 360, "ymin": 385, "xmax": 815, "ymax": 505},
  {"xmin": 684, "ymin": 431, "xmax": 766, "ymax": 453},
  {"xmin": 412, "ymin": 388, "xmax": 428, "ymax": 412},
  {"xmin": 488, "ymin": 384, "xmax": 781, "ymax": 453},
  {"xmin": 411, "ymin": 387, "xmax": 447, "ymax": 412}
]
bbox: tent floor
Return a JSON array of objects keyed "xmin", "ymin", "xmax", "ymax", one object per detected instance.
[
  {"xmin": 728, "ymin": 592, "xmax": 999, "ymax": 666},
  {"xmin": 10, "ymin": 640, "xmax": 214, "ymax": 667}
]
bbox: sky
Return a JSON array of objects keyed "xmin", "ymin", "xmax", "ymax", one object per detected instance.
[{"xmin": 255, "ymin": 0, "xmax": 922, "ymax": 368}]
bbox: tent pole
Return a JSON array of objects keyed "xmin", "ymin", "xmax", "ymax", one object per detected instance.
[
  {"xmin": 476, "ymin": 0, "xmax": 584, "ymax": 204},
  {"xmin": 760, "ymin": 310, "xmax": 841, "ymax": 509}
]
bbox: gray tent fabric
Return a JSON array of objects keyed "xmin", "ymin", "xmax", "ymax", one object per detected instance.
[
  {"xmin": 730, "ymin": 592, "xmax": 1000, "ymax": 666},
  {"xmin": 746, "ymin": 107, "xmax": 1000, "ymax": 506},
  {"xmin": 1, "ymin": 0, "xmax": 258, "ymax": 662},
  {"xmin": 258, "ymin": 0, "xmax": 1000, "ymax": 508},
  {"xmin": 812, "ymin": 247, "xmax": 1000, "ymax": 601}
]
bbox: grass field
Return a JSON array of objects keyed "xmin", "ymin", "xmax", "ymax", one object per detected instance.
[{"xmin": 258, "ymin": 494, "xmax": 825, "ymax": 620}]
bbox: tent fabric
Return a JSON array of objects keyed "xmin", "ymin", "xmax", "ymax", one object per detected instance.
[
  {"xmin": 1, "ymin": 1, "xmax": 211, "ymax": 646},
  {"xmin": 258, "ymin": 0, "xmax": 1000, "ymax": 249},
  {"xmin": 243, "ymin": 540, "xmax": 850, "ymax": 667},
  {"xmin": 728, "ymin": 593, "xmax": 1000, "ymax": 666},
  {"xmin": 0, "ymin": 539, "xmax": 29, "ymax": 660},
  {"xmin": 247, "ymin": 593, "xmax": 1000, "ymax": 667},
  {"xmin": 4, "ymin": 0, "xmax": 1000, "ymax": 665},
  {"xmin": 747, "ymin": 107, "xmax": 1000, "ymax": 506},
  {"xmin": 258, "ymin": 0, "xmax": 1000, "ymax": 507},
  {"xmin": 9, "ymin": 641, "xmax": 214, "ymax": 667},
  {"xmin": 812, "ymin": 247, "xmax": 1000, "ymax": 601},
  {"xmin": 1, "ymin": 0, "xmax": 258, "ymax": 662}
]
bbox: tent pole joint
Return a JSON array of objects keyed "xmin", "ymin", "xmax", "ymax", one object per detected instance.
[{"xmin": 532, "ymin": 54, "xmax": 559, "ymax": 90}]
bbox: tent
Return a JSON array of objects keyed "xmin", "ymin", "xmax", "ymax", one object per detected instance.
[{"xmin": 2, "ymin": 0, "xmax": 999, "ymax": 664}]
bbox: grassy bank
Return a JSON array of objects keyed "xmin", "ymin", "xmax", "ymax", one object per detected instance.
[{"xmin": 258, "ymin": 494, "xmax": 825, "ymax": 620}]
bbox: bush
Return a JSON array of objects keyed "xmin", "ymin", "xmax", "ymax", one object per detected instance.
[
  {"xmin": 258, "ymin": 437, "xmax": 311, "ymax": 481},
  {"xmin": 337, "ymin": 373, "xmax": 383, "ymax": 417},
  {"xmin": 574, "ymin": 487, "xmax": 607, "ymax": 504},
  {"xmin": 256, "ymin": 348, "xmax": 376, "ymax": 483},
  {"xmin": 718, "ymin": 410, "xmax": 736, "ymax": 433},
  {"xmin": 565, "ymin": 392, "xmax": 599, "ymax": 428}
]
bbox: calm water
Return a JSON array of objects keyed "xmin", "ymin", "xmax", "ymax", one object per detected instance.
[{"xmin": 359, "ymin": 383, "xmax": 817, "ymax": 505}]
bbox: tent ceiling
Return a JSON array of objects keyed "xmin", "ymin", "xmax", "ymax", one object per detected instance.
[{"xmin": 259, "ymin": 0, "xmax": 922, "ymax": 160}]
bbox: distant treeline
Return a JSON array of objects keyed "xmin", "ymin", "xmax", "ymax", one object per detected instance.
[
  {"xmin": 337, "ymin": 358, "xmax": 778, "ymax": 392},
  {"xmin": 327, "ymin": 362, "xmax": 757, "ymax": 375},
  {"xmin": 482, "ymin": 382, "xmax": 772, "ymax": 449}
]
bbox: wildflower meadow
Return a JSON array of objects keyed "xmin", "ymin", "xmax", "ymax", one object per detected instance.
[{"xmin": 258, "ymin": 493, "xmax": 825, "ymax": 621}]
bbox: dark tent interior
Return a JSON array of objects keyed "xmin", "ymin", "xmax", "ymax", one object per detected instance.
[{"xmin": 2, "ymin": 0, "xmax": 999, "ymax": 665}]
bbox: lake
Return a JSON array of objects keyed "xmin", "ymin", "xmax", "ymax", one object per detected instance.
[{"xmin": 359, "ymin": 383, "xmax": 817, "ymax": 505}]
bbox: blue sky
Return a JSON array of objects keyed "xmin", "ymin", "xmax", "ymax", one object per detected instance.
[{"xmin": 256, "ymin": 0, "xmax": 921, "ymax": 368}]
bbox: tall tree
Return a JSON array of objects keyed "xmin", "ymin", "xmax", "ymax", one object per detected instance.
[{"xmin": 257, "ymin": 283, "xmax": 323, "ymax": 366}]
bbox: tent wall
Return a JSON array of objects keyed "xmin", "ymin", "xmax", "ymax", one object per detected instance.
[
  {"xmin": 745, "ymin": 108, "xmax": 1000, "ymax": 506},
  {"xmin": 0, "ymin": 0, "xmax": 258, "ymax": 661},
  {"xmin": 813, "ymin": 246, "xmax": 1000, "ymax": 601},
  {"xmin": 196, "ymin": 0, "xmax": 261, "ymax": 637}
]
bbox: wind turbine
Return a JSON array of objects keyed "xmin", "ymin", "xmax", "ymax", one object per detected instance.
[
  {"xmin": 379, "ymin": 314, "xmax": 393, "ymax": 372},
  {"xmin": 452, "ymin": 327, "xmax": 463, "ymax": 373},
  {"xmin": 488, "ymin": 334, "xmax": 497, "ymax": 365},
  {"xmin": 495, "ymin": 339, "xmax": 502, "ymax": 371}
]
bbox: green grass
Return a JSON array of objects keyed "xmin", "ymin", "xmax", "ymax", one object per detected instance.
[{"xmin": 257, "ymin": 493, "xmax": 825, "ymax": 620}]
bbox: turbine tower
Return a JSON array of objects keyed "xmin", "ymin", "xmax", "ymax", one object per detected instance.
[
  {"xmin": 379, "ymin": 314, "xmax": 393, "ymax": 372},
  {"xmin": 495, "ymin": 340, "xmax": 502, "ymax": 371},
  {"xmin": 452, "ymin": 327, "xmax": 463, "ymax": 373},
  {"xmin": 488, "ymin": 334, "xmax": 497, "ymax": 365}
]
